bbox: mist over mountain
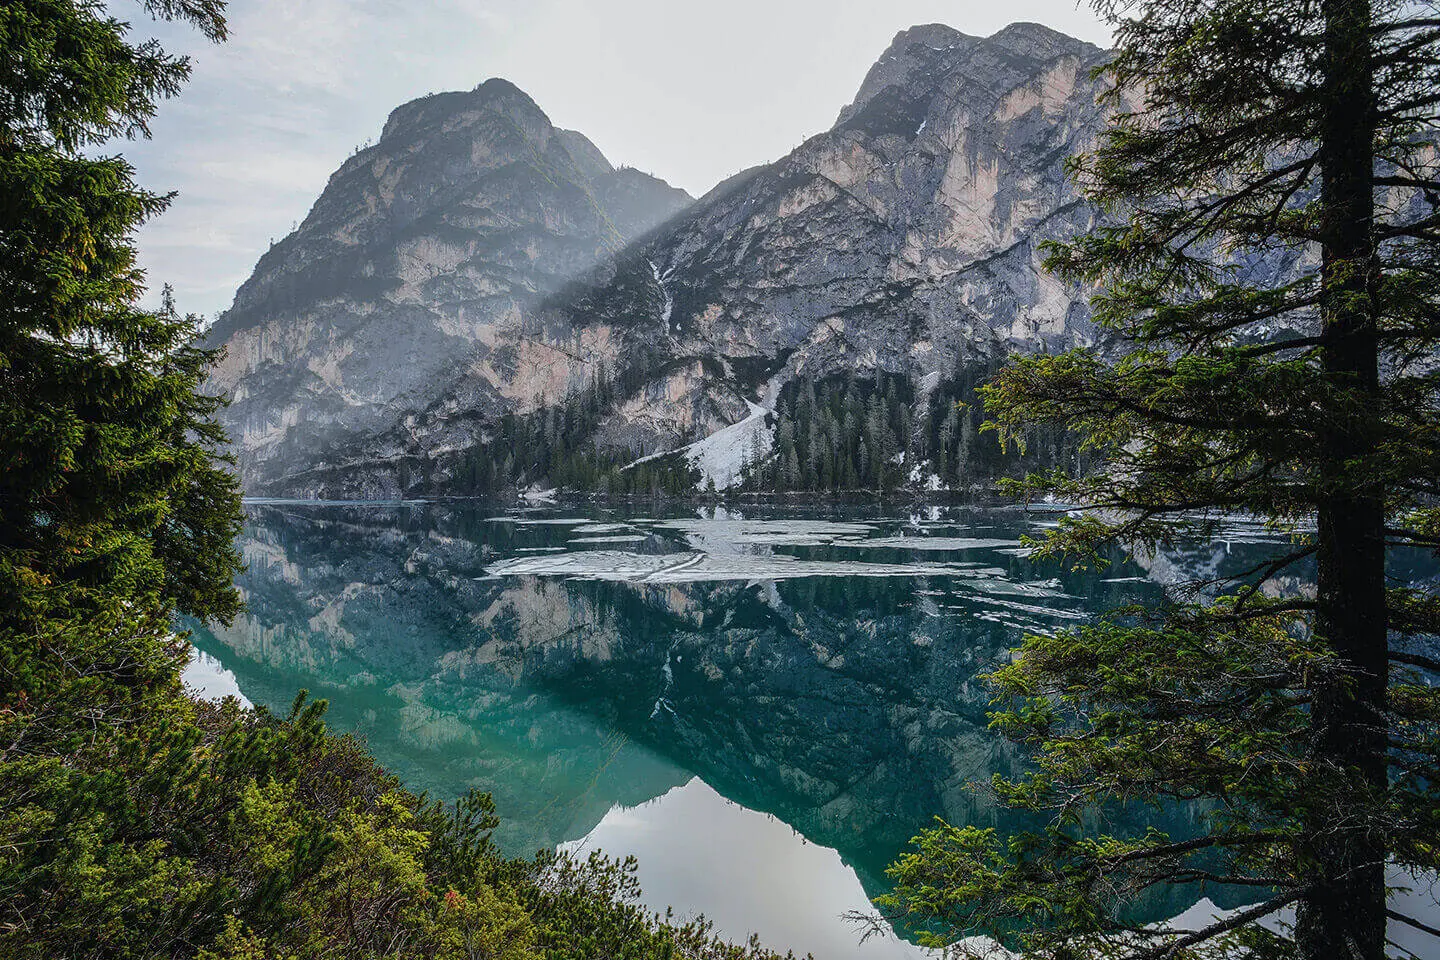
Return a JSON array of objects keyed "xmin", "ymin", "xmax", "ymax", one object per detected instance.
[
  {"xmin": 209, "ymin": 22, "xmax": 1119, "ymax": 498},
  {"xmin": 204, "ymin": 78, "xmax": 691, "ymax": 489}
]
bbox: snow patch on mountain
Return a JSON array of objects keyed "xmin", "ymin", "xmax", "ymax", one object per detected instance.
[
  {"xmin": 621, "ymin": 400, "xmax": 775, "ymax": 491},
  {"xmin": 685, "ymin": 402, "xmax": 774, "ymax": 491}
]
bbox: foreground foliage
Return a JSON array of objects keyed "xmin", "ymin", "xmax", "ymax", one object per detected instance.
[
  {"xmin": 876, "ymin": 1, "xmax": 1440, "ymax": 958},
  {"xmin": 1, "ymin": 674, "xmax": 798, "ymax": 960}
]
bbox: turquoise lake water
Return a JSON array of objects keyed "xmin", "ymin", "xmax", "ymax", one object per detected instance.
[{"xmin": 187, "ymin": 501, "xmax": 1420, "ymax": 957}]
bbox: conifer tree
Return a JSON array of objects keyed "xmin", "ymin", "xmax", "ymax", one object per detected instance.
[
  {"xmin": 1, "ymin": 0, "xmax": 242, "ymax": 657},
  {"xmin": 876, "ymin": 2, "xmax": 1440, "ymax": 958}
]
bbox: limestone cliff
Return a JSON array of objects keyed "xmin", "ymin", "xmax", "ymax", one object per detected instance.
[{"xmin": 558, "ymin": 21, "xmax": 1115, "ymax": 458}]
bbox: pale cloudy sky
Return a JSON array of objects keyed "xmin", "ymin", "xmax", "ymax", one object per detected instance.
[{"xmin": 113, "ymin": 0, "xmax": 1111, "ymax": 318}]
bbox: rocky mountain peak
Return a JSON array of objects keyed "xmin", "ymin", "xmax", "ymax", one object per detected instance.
[
  {"xmin": 836, "ymin": 23, "xmax": 976, "ymax": 125},
  {"xmin": 836, "ymin": 21, "xmax": 1103, "ymax": 137},
  {"xmin": 552, "ymin": 127, "xmax": 617, "ymax": 182},
  {"xmin": 379, "ymin": 77, "xmax": 550, "ymax": 138},
  {"xmin": 895, "ymin": 22, "xmax": 970, "ymax": 47},
  {"xmin": 986, "ymin": 21, "xmax": 1103, "ymax": 60}
]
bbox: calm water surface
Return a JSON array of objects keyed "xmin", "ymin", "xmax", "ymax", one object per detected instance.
[{"xmin": 186, "ymin": 501, "xmax": 1385, "ymax": 957}]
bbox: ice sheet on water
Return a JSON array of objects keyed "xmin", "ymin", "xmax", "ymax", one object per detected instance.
[
  {"xmin": 971, "ymin": 610, "xmax": 1057, "ymax": 636},
  {"xmin": 485, "ymin": 516, "xmax": 594, "ymax": 526},
  {"xmin": 960, "ymin": 594, "xmax": 1088, "ymax": 621},
  {"xmin": 570, "ymin": 523, "xmax": 635, "ymax": 534},
  {"xmin": 955, "ymin": 575, "xmax": 1076, "ymax": 600},
  {"xmin": 655, "ymin": 518, "xmax": 877, "ymax": 549},
  {"xmin": 569, "ymin": 535, "xmax": 650, "ymax": 544},
  {"xmin": 486, "ymin": 550, "xmax": 981, "ymax": 583},
  {"xmin": 831, "ymin": 536, "xmax": 1022, "ymax": 551}
]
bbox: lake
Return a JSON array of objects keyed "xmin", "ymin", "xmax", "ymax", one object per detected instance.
[{"xmin": 184, "ymin": 501, "xmax": 1349, "ymax": 957}]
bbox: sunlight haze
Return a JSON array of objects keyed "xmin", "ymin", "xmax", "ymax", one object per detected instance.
[{"xmin": 114, "ymin": 0, "xmax": 1110, "ymax": 318}]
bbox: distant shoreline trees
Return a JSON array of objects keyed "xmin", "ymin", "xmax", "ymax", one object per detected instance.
[
  {"xmin": 445, "ymin": 358, "xmax": 1089, "ymax": 501},
  {"xmin": 746, "ymin": 363, "xmax": 1088, "ymax": 495}
]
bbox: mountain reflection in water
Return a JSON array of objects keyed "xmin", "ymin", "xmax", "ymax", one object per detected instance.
[{"xmin": 188, "ymin": 502, "xmax": 1381, "ymax": 952}]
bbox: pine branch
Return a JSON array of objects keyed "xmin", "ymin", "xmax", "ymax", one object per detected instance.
[
  {"xmin": 1234, "ymin": 335, "xmax": 1325, "ymax": 358},
  {"xmin": 1380, "ymin": 207, "xmax": 1440, "ymax": 239},
  {"xmin": 1132, "ymin": 887, "xmax": 1310, "ymax": 960},
  {"xmin": 1107, "ymin": 832, "xmax": 1287, "ymax": 865},
  {"xmin": 1390, "ymin": 651, "xmax": 1440, "ymax": 673},
  {"xmin": 1387, "ymin": 909, "xmax": 1440, "ymax": 940},
  {"xmin": 1374, "ymin": 175, "xmax": 1440, "ymax": 190},
  {"xmin": 1192, "ymin": 544, "xmax": 1317, "ymax": 601},
  {"xmin": 1371, "ymin": 18, "xmax": 1440, "ymax": 35}
]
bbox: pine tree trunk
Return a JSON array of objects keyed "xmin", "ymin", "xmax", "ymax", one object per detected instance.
[{"xmin": 1296, "ymin": 1, "xmax": 1388, "ymax": 958}]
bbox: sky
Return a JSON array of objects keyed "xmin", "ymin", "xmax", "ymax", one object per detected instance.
[{"xmin": 113, "ymin": 0, "xmax": 1112, "ymax": 319}]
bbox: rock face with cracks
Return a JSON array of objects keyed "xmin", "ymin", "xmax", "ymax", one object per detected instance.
[{"xmin": 211, "ymin": 23, "xmax": 1124, "ymax": 498}]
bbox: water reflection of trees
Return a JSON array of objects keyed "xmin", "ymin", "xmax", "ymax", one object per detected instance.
[{"xmin": 194, "ymin": 503, "xmax": 1311, "ymax": 919}]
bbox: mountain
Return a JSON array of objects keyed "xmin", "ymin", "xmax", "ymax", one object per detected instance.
[
  {"xmin": 546, "ymin": 21, "xmax": 1113, "ymax": 466},
  {"xmin": 215, "ymin": 23, "xmax": 1119, "ymax": 498},
  {"xmin": 204, "ymin": 79, "xmax": 691, "ymax": 489}
]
